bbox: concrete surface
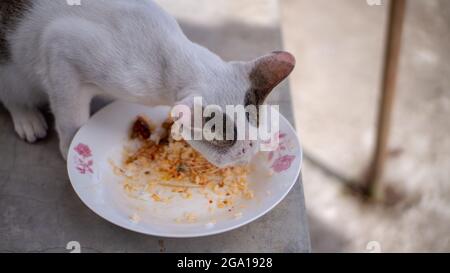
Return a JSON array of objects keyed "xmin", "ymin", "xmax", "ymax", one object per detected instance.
[
  {"xmin": 281, "ymin": 0, "xmax": 450, "ymax": 252},
  {"xmin": 0, "ymin": 0, "xmax": 310, "ymax": 253}
]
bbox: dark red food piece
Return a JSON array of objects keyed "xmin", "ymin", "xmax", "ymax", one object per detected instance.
[{"xmin": 131, "ymin": 116, "xmax": 152, "ymax": 140}]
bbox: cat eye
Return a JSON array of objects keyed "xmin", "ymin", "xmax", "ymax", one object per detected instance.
[{"xmin": 244, "ymin": 90, "xmax": 260, "ymax": 127}]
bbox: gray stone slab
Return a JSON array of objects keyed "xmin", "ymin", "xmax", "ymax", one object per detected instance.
[{"xmin": 0, "ymin": 0, "xmax": 310, "ymax": 253}]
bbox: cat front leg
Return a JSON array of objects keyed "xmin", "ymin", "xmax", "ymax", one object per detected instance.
[
  {"xmin": 42, "ymin": 18, "xmax": 112, "ymax": 160},
  {"xmin": 49, "ymin": 90, "xmax": 92, "ymax": 160},
  {"xmin": 45, "ymin": 60, "xmax": 92, "ymax": 160}
]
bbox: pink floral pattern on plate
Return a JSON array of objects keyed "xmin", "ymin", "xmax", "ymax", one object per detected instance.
[
  {"xmin": 74, "ymin": 143, "xmax": 93, "ymax": 175},
  {"xmin": 263, "ymin": 131, "xmax": 296, "ymax": 173}
]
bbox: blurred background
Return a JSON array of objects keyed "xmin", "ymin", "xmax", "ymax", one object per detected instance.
[{"xmin": 280, "ymin": 0, "xmax": 450, "ymax": 252}]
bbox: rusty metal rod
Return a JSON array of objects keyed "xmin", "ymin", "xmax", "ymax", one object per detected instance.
[{"xmin": 365, "ymin": 0, "xmax": 407, "ymax": 197}]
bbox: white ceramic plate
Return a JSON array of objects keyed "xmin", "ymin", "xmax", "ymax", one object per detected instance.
[{"xmin": 67, "ymin": 101, "xmax": 302, "ymax": 238}]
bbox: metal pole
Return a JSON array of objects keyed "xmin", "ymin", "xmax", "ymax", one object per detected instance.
[{"xmin": 365, "ymin": 0, "xmax": 407, "ymax": 197}]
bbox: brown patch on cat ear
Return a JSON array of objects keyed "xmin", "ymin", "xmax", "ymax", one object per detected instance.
[{"xmin": 249, "ymin": 51, "xmax": 296, "ymax": 99}]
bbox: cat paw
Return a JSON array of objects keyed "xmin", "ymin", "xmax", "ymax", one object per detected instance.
[{"xmin": 11, "ymin": 108, "xmax": 48, "ymax": 143}]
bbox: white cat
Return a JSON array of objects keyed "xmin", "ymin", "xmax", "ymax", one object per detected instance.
[{"xmin": 0, "ymin": 0, "xmax": 295, "ymax": 167}]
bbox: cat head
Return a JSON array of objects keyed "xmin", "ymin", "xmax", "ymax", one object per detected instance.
[{"xmin": 173, "ymin": 51, "xmax": 295, "ymax": 167}]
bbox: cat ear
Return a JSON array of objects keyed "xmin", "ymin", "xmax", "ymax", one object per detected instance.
[{"xmin": 248, "ymin": 51, "xmax": 296, "ymax": 100}]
